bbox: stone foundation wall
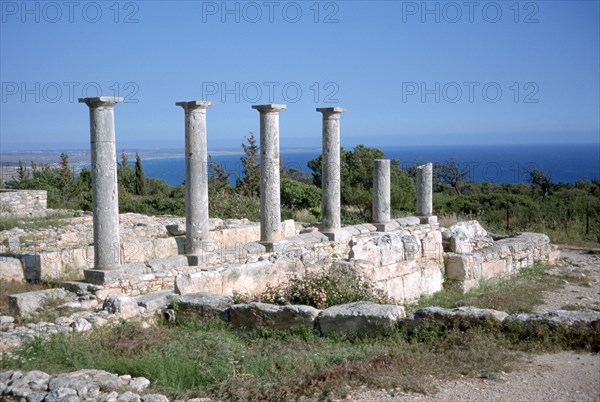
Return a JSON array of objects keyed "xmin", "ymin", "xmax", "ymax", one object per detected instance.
[
  {"xmin": 444, "ymin": 232, "xmax": 560, "ymax": 291},
  {"xmin": 3, "ymin": 219, "xmax": 296, "ymax": 282},
  {"xmin": 83, "ymin": 219, "xmax": 447, "ymax": 304},
  {"xmin": 0, "ymin": 189, "xmax": 47, "ymax": 215}
]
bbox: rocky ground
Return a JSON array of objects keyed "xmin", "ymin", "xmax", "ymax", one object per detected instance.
[
  {"xmin": 1, "ymin": 247, "xmax": 598, "ymax": 401},
  {"xmin": 354, "ymin": 247, "xmax": 600, "ymax": 402}
]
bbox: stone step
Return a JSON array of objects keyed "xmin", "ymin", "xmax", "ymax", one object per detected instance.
[{"xmin": 134, "ymin": 290, "xmax": 177, "ymax": 312}]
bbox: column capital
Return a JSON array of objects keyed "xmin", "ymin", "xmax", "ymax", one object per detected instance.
[
  {"xmin": 252, "ymin": 104, "xmax": 286, "ymax": 113},
  {"xmin": 317, "ymin": 107, "xmax": 346, "ymax": 116},
  {"xmin": 176, "ymin": 100, "xmax": 213, "ymax": 109},
  {"xmin": 79, "ymin": 97, "xmax": 123, "ymax": 107}
]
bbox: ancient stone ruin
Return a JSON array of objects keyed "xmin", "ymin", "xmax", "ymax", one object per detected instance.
[{"xmin": 1, "ymin": 97, "xmax": 562, "ymax": 342}]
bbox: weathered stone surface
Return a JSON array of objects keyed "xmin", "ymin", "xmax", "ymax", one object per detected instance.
[
  {"xmin": 318, "ymin": 107, "xmax": 345, "ymax": 234},
  {"xmin": 142, "ymin": 394, "xmax": 170, "ymax": 402},
  {"xmin": 505, "ymin": 310, "xmax": 600, "ymax": 327},
  {"xmin": 102, "ymin": 294, "xmax": 140, "ymax": 319},
  {"xmin": 0, "ymin": 369, "xmax": 163, "ymax": 402},
  {"xmin": 0, "ymin": 189, "xmax": 47, "ymax": 216},
  {"xmin": 372, "ymin": 159, "xmax": 391, "ymax": 225},
  {"xmin": 396, "ymin": 216, "xmax": 420, "ymax": 226},
  {"xmin": 349, "ymin": 233, "xmax": 403, "ymax": 266},
  {"xmin": 71, "ymin": 318, "xmax": 93, "ymax": 332},
  {"xmin": 444, "ymin": 230, "xmax": 556, "ymax": 292},
  {"xmin": 416, "ymin": 163, "xmax": 433, "ymax": 217},
  {"xmin": 80, "ymin": 97, "xmax": 123, "ymax": 270},
  {"xmin": 448, "ymin": 220, "xmax": 493, "ymax": 254},
  {"xmin": 135, "ymin": 290, "xmax": 176, "ymax": 312},
  {"xmin": 253, "ymin": 104, "xmax": 286, "ymax": 243},
  {"xmin": 407, "ymin": 306, "xmax": 508, "ymax": 326},
  {"xmin": 0, "ymin": 256, "xmax": 25, "ymax": 282},
  {"xmin": 280, "ymin": 219, "xmax": 296, "ymax": 238},
  {"xmin": 223, "ymin": 302, "xmax": 320, "ymax": 330},
  {"xmin": 175, "ymin": 270, "xmax": 223, "ymax": 295},
  {"xmin": 177, "ymin": 293, "xmax": 234, "ymax": 317},
  {"xmin": 166, "ymin": 224, "xmax": 186, "ymax": 236},
  {"xmin": 317, "ymin": 301, "xmax": 405, "ymax": 336},
  {"xmin": 9, "ymin": 288, "xmax": 75, "ymax": 317}
]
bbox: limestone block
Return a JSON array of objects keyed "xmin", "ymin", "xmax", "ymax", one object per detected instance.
[
  {"xmin": 481, "ymin": 260, "xmax": 506, "ymax": 280},
  {"xmin": 448, "ymin": 220, "xmax": 493, "ymax": 253},
  {"xmin": 152, "ymin": 237, "xmax": 179, "ymax": 259},
  {"xmin": 401, "ymin": 270, "xmax": 424, "ymax": 302},
  {"xmin": 408, "ymin": 306, "xmax": 509, "ymax": 325},
  {"xmin": 39, "ymin": 251, "xmax": 64, "ymax": 279},
  {"xmin": 177, "ymin": 293, "xmax": 233, "ymax": 317},
  {"xmin": 420, "ymin": 266, "xmax": 444, "ymax": 297},
  {"xmin": 280, "ymin": 219, "xmax": 296, "ymax": 238},
  {"xmin": 401, "ymin": 233, "xmax": 421, "ymax": 261},
  {"xmin": 9, "ymin": 288, "xmax": 75, "ymax": 317},
  {"xmin": 165, "ymin": 224, "xmax": 186, "ymax": 236},
  {"xmin": 421, "ymin": 230, "xmax": 443, "ymax": 261},
  {"xmin": 223, "ymin": 303, "xmax": 320, "ymax": 330},
  {"xmin": 221, "ymin": 259, "xmax": 305, "ymax": 295},
  {"xmin": 102, "ymin": 294, "xmax": 140, "ymax": 319},
  {"xmin": 317, "ymin": 301, "xmax": 405, "ymax": 337},
  {"xmin": 396, "ymin": 216, "xmax": 420, "ymax": 226},
  {"xmin": 348, "ymin": 234, "xmax": 383, "ymax": 266},
  {"xmin": 0, "ymin": 257, "xmax": 25, "ymax": 282},
  {"xmin": 174, "ymin": 270, "xmax": 223, "ymax": 295},
  {"xmin": 121, "ymin": 239, "xmax": 154, "ymax": 263},
  {"xmin": 444, "ymin": 253, "xmax": 472, "ymax": 280}
]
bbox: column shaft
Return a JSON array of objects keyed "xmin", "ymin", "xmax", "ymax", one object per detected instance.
[
  {"xmin": 373, "ymin": 159, "xmax": 391, "ymax": 223},
  {"xmin": 252, "ymin": 104, "xmax": 286, "ymax": 244},
  {"xmin": 317, "ymin": 107, "xmax": 346, "ymax": 234},
  {"xmin": 176, "ymin": 101, "xmax": 212, "ymax": 255},
  {"xmin": 79, "ymin": 97, "xmax": 123, "ymax": 270},
  {"xmin": 416, "ymin": 162, "xmax": 433, "ymax": 216}
]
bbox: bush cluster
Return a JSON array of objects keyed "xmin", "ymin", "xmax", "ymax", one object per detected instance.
[{"xmin": 236, "ymin": 268, "xmax": 392, "ymax": 309}]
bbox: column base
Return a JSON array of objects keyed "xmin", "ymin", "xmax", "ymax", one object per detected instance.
[
  {"xmin": 321, "ymin": 230, "xmax": 351, "ymax": 242},
  {"xmin": 418, "ymin": 215, "xmax": 438, "ymax": 224},
  {"xmin": 373, "ymin": 221, "xmax": 399, "ymax": 232},
  {"xmin": 258, "ymin": 241, "xmax": 287, "ymax": 252},
  {"xmin": 187, "ymin": 253, "xmax": 217, "ymax": 266}
]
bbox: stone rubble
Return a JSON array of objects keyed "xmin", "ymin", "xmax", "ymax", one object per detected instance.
[{"xmin": 0, "ymin": 368, "xmax": 215, "ymax": 402}]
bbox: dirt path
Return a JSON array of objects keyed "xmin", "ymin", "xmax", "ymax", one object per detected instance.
[{"xmin": 354, "ymin": 248, "xmax": 600, "ymax": 402}]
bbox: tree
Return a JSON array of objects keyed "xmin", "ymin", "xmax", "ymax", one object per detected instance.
[
  {"xmin": 308, "ymin": 145, "xmax": 415, "ymax": 220},
  {"xmin": 134, "ymin": 153, "xmax": 146, "ymax": 196},
  {"xmin": 436, "ymin": 159, "xmax": 470, "ymax": 195},
  {"xmin": 16, "ymin": 160, "xmax": 27, "ymax": 182},
  {"xmin": 208, "ymin": 154, "xmax": 229, "ymax": 193},
  {"xmin": 118, "ymin": 152, "xmax": 135, "ymax": 193},
  {"xmin": 237, "ymin": 133, "xmax": 260, "ymax": 197},
  {"xmin": 58, "ymin": 152, "xmax": 77, "ymax": 205},
  {"xmin": 529, "ymin": 168, "xmax": 552, "ymax": 200}
]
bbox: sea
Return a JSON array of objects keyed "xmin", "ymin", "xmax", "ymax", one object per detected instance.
[{"xmin": 140, "ymin": 143, "xmax": 599, "ymax": 187}]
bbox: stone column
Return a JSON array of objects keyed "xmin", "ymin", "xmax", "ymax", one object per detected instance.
[
  {"xmin": 373, "ymin": 159, "xmax": 393, "ymax": 231},
  {"xmin": 176, "ymin": 101, "xmax": 213, "ymax": 260},
  {"xmin": 252, "ymin": 104, "xmax": 286, "ymax": 249},
  {"xmin": 317, "ymin": 107, "xmax": 346, "ymax": 241},
  {"xmin": 79, "ymin": 97, "xmax": 123, "ymax": 270},
  {"xmin": 416, "ymin": 162, "xmax": 437, "ymax": 224}
]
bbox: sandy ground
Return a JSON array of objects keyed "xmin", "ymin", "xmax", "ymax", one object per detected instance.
[{"xmin": 353, "ymin": 248, "xmax": 600, "ymax": 402}]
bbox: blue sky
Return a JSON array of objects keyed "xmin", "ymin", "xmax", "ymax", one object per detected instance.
[{"xmin": 1, "ymin": 0, "xmax": 599, "ymax": 151}]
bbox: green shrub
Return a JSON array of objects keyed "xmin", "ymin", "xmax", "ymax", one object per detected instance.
[{"xmin": 236, "ymin": 269, "xmax": 392, "ymax": 309}]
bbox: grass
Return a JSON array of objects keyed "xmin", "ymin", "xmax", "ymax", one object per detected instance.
[
  {"xmin": 0, "ymin": 278, "xmax": 78, "ymax": 319},
  {"xmin": 3, "ymin": 314, "xmax": 597, "ymax": 401},
  {"xmin": 0, "ymin": 280, "xmax": 55, "ymax": 316},
  {"xmin": 0, "ymin": 318, "xmax": 521, "ymax": 401},
  {"xmin": 408, "ymin": 263, "xmax": 564, "ymax": 314},
  {"xmin": 1, "ymin": 261, "xmax": 597, "ymax": 400},
  {"xmin": 0, "ymin": 212, "xmax": 78, "ymax": 232}
]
